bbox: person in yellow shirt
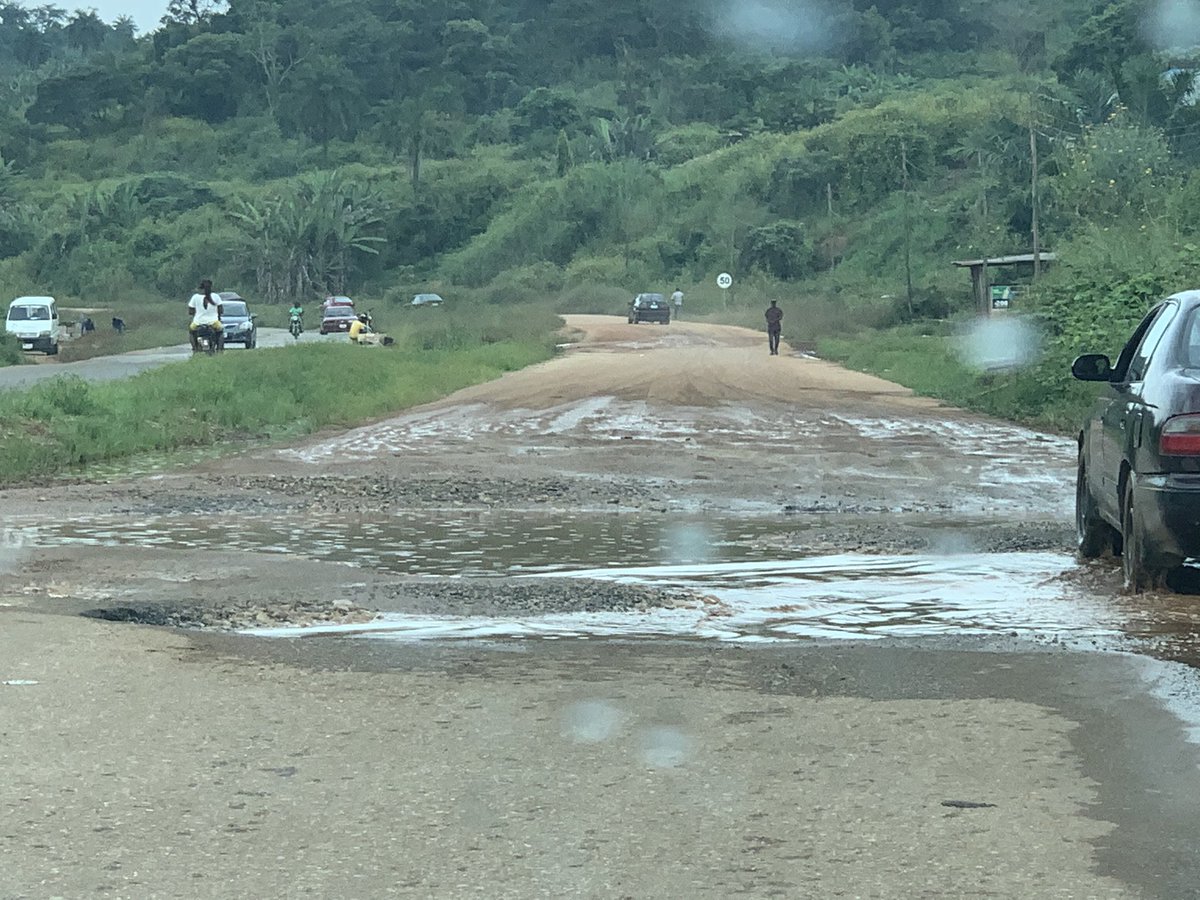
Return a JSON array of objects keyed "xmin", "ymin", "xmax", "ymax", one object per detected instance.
[{"xmin": 348, "ymin": 314, "xmax": 368, "ymax": 342}]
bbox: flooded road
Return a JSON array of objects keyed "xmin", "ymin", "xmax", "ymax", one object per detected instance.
[{"xmin": 18, "ymin": 505, "xmax": 1200, "ymax": 665}]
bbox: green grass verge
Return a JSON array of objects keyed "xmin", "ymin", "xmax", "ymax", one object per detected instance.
[
  {"xmin": 819, "ymin": 324, "xmax": 1101, "ymax": 435},
  {"xmin": 0, "ymin": 305, "xmax": 561, "ymax": 483}
]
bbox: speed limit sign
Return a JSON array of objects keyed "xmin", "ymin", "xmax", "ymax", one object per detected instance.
[{"xmin": 716, "ymin": 272, "xmax": 733, "ymax": 290}]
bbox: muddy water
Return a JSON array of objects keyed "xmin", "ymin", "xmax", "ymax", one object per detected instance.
[
  {"xmin": 253, "ymin": 551, "xmax": 1109, "ymax": 644},
  {"xmin": 24, "ymin": 510, "xmax": 1200, "ymax": 662},
  {"xmin": 29, "ymin": 512, "xmax": 829, "ymax": 575}
]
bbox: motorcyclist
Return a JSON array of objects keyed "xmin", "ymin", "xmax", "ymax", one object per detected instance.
[
  {"xmin": 288, "ymin": 303, "xmax": 304, "ymax": 336},
  {"xmin": 187, "ymin": 279, "xmax": 223, "ymax": 352}
]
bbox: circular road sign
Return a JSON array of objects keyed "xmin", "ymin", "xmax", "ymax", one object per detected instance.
[{"xmin": 717, "ymin": 272, "xmax": 733, "ymax": 290}]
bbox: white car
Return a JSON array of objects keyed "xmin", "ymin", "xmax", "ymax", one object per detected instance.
[
  {"xmin": 6, "ymin": 296, "xmax": 60, "ymax": 355},
  {"xmin": 411, "ymin": 293, "xmax": 444, "ymax": 307}
]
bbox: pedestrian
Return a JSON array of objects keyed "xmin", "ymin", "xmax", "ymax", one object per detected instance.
[
  {"xmin": 765, "ymin": 300, "xmax": 783, "ymax": 356},
  {"xmin": 671, "ymin": 287, "xmax": 683, "ymax": 320}
]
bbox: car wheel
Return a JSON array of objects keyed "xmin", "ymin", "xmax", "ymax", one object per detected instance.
[
  {"xmin": 1121, "ymin": 478, "xmax": 1180, "ymax": 593},
  {"xmin": 1075, "ymin": 455, "xmax": 1112, "ymax": 559},
  {"xmin": 45, "ymin": 343, "xmax": 58, "ymax": 356}
]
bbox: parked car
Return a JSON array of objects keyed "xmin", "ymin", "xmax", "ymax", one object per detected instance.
[
  {"xmin": 411, "ymin": 293, "xmax": 444, "ymax": 307},
  {"xmin": 5, "ymin": 296, "xmax": 59, "ymax": 355},
  {"xmin": 217, "ymin": 292, "xmax": 256, "ymax": 348},
  {"xmin": 628, "ymin": 292, "xmax": 670, "ymax": 325},
  {"xmin": 323, "ymin": 294, "xmax": 354, "ymax": 309},
  {"xmin": 1073, "ymin": 290, "xmax": 1200, "ymax": 591},
  {"xmin": 320, "ymin": 304, "xmax": 359, "ymax": 334}
]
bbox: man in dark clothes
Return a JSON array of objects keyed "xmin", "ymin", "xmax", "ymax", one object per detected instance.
[{"xmin": 765, "ymin": 300, "xmax": 783, "ymax": 355}]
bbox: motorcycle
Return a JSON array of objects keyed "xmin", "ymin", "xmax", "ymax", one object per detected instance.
[
  {"xmin": 193, "ymin": 323, "xmax": 224, "ymax": 355},
  {"xmin": 289, "ymin": 313, "xmax": 303, "ymax": 339}
]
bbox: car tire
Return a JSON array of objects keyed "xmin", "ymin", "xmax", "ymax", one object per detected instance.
[
  {"xmin": 1075, "ymin": 455, "xmax": 1112, "ymax": 559},
  {"xmin": 46, "ymin": 342, "xmax": 58, "ymax": 356},
  {"xmin": 1121, "ymin": 478, "xmax": 1180, "ymax": 593}
]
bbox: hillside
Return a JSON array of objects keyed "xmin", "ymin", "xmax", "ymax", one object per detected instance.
[{"xmin": 3, "ymin": 0, "xmax": 1200, "ymax": 423}]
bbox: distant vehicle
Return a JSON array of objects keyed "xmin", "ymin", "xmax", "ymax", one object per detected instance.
[
  {"xmin": 320, "ymin": 304, "xmax": 359, "ymax": 334},
  {"xmin": 5, "ymin": 296, "xmax": 59, "ymax": 355},
  {"xmin": 411, "ymin": 293, "xmax": 444, "ymax": 307},
  {"xmin": 323, "ymin": 295, "xmax": 354, "ymax": 309},
  {"xmin": 217, "ymin": 292, "xmax": 256, "ymax": 349},
  {"xmin": 1073, "ymin": 290, "xmax": 1200, "ymax": 591},
  {"xmin": 628, "ymin": 292, "xmax": 670, "ymax": 325}
]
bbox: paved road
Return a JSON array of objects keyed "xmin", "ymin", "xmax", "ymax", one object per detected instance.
[{"xmin": 0, "ymin": 327, "xmax": 336, "ymax": 389}]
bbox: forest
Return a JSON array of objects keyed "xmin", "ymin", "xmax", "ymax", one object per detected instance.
[{"xmin": 3, "ymin": 0, "xmax": 1200, "ymax": 420}]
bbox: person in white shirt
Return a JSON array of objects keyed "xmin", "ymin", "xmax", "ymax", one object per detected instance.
[
  {"xmin": 671, "ymin": 288, "xmax": 683, "ymax": 319},
  {"xmin": 187, "ymin": 279, "xmax": 224, "ymax": 351}
]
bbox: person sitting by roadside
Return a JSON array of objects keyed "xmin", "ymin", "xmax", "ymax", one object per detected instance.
[{"xmin": 348, "ymin": 313, "xmax": 373, "ymax": 343}]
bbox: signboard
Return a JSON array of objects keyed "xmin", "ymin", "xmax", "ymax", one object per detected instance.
[
  {"xmin": 990, "ymin": 285, "xmax": 1015, "ymax": 310},
  {"xmin": 716, "ymin": 273, "xmax": 733, "ymax": 290}
]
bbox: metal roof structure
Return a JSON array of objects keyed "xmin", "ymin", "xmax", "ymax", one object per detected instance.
[{"xmin": 952, "ymin": 252, "xmax": 1057, "ymax": 268}]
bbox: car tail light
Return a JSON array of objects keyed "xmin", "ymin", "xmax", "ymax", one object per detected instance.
[{"xmin": 1161, "ymin": 414, "xmax": 1200, "ymax": 455}]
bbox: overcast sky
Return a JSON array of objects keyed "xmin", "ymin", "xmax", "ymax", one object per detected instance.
[{"xmin": 89, "ymin": 1, "xmax": 168, "ymax": 34}]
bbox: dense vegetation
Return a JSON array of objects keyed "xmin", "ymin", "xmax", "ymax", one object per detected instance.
[{"xmin": 3, "ymin": 0, "xmax": 1200, "ymax": 425}]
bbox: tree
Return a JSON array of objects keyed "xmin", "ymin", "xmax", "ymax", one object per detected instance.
[
  {"xmin": 230, "ymin": 171, "xmax": 387, "ymax": 302},
  {"xmin": 239, "ymin": 2, "xmax": 304, "ymax": 124},
  {"xmin": 278, "ymin": 53, "xmax": 365, "ymax": 145},
  {"xmin": 741, "ymin": 221, "xmax": 815, "ymax": 280},
  {"xmin": 158, "ymin": 33, "xmax": 253, "ymax": 123},
  {"xmin": 162, "ymin": 0, "xmax": 227, "ymax": 26},
  {"xmin": 26, "ymin": 66, "xmax": 137, "ymax": 133},
  {"xmin": 64, "ymin": 10, "xmax": 106, "ymax": 53}
]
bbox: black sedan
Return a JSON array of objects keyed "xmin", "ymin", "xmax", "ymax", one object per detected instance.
[
  {"xmin": 628, "ymin": 293, "xmax": 670, "ymax": 325},
  {"xmin": 1073, "ymin": 291, "xmax": 1200, "ymax": 591}
]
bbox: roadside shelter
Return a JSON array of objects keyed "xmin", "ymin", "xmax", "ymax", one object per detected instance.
[{"xmin": 952, "ymin": 252, "xmax": 1056, "ymax": 316}]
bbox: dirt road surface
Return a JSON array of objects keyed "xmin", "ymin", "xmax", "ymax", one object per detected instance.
[{"xmin": 4, "ymin": 316, "xmax": 1200, "ymax": 898}]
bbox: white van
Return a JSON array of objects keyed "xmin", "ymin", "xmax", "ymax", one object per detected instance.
[{"xmin": 5, "ymin": 296, "xmax": 60, "ymax": 355}]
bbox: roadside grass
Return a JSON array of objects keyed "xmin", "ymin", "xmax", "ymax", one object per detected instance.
[
  {"xmin": 0, "ymin": 333, "xmax": 24, "ymax": 367},
  {"xmin": 819, "ymin": 324, "xmax": 1101, "ymax": 434},
  {"xmin": 0, "ymin": 304, "xmax": 561, "ymax": 482}
]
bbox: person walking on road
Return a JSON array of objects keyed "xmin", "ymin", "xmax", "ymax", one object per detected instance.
[
  {"xmin": 765, "ymin": 300, "xmax": 783, "ymax": 356},
  {"xmin": 671, "ymin": 287, "xmax": 683, "ymax": 320}
]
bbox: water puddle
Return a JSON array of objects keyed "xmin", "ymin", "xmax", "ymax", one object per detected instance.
[
  {"xmin": 23, "ymin": 509, "xmax": 1200, "ymax": 661},
  {"xmin": 248, "ymin": 552, "xmax": 1118, "ymax": 646},
  {"xmin": 26, "ymin": 512, "xmax": 863, "ymax": 575}
]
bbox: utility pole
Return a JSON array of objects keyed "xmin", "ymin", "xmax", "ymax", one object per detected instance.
[
  {"xmin": 826, "ymin": 182, "xmax": 834, "ymax": 218},
  {"xmin": 1029, "ymin": 95, "xmax": 1041, "ymax": 280},
  {"xmin": 901, "ymin": 139, "xmax": 914, "ymax": 318}
]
